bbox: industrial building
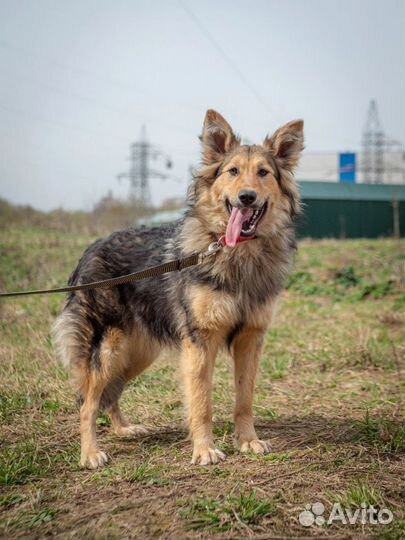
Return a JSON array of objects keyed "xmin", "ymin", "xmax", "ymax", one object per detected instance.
[{"xmin": 297, "ymin": 181, "xmax": 404, "ymax": 238}]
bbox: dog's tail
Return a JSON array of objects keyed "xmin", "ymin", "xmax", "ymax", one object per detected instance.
[
  {"xmin": 52, "ymin": 308, "xmax": 80, "ymax": 368},
  {"xmin": 52, "ymin": 306, "xmax": 128, "ymax": 410},
  {"xmin": 51, "ymin": 306, "xmax": 93, "ymax": 400}
]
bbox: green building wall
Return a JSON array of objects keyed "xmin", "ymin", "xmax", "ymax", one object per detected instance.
[{"xmin": 298, "ymin": 182, "xmax": 405, "ymax": 239}]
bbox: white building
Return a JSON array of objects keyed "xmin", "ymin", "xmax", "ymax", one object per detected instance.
[{"xmin": 296, "ymin": 151, "xmax": 405, "ymax": 184}]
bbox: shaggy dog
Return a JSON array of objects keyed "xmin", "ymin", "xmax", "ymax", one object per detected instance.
[{"xmin": 52, "ymin": 110, "xmax": 304, "ymax": 468}]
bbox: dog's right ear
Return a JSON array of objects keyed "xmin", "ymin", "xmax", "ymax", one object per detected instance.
[{"xmin": 201, "ymin": 110, "xmax": 239, "ymax": 164}]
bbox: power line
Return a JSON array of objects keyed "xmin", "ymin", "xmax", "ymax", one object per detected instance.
[
  {"xmin": 117, "ymin": 126, "xmax": 176, "ymax": 207},
  {"xmin": 178, "ymin": 0, "xmax": 280, "ymax": 121}
]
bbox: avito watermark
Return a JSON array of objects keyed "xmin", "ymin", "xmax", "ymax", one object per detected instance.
[{"xmin": 299, "ymin": 502, "xmax": 393, "ymax": 527}]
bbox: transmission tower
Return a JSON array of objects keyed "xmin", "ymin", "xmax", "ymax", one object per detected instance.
[
  {"xmin": 117, "ymin": 126, "xmax": 173, "ymax": 207},
  {"xmin": 362, "ymin": 100, "xmax": 385, "ymax": 183}
]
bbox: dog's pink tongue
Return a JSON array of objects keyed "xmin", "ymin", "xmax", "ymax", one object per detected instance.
[{"xmin": 225, "ymin": 208, "xmax": 254, "ymax": 247}]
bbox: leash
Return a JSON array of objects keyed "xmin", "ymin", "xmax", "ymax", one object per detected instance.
[{"xmin": 0, "ymin": 237, "xmax": 226, "ymax": 299}]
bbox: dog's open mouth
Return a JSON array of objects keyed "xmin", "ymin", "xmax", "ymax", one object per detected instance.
[{"xmin": 225, "ymin": 200, "xmax": 267, "ymax": 247}]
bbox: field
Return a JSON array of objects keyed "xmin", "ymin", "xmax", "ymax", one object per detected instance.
[{"xmin": 0, "ymin": 226, "xmax": 404, "ymax": 539}]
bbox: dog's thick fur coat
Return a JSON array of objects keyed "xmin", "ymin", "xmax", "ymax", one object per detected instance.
[{"xmin": 53, "ymin": 110, "xmax": 304, "ymax": 468}]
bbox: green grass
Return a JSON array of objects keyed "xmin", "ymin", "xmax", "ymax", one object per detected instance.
[
  {"xmin": 262, "ymin": 353, "xmax": 292, "ymax": 380},
  {"xmin": 96, "ymin": 413, "xmax": 112, "ymax": 427},
  {"xmin": 29, "ymin": 509, "xmax": 56, "ymax": 527},
  {"xmin": 356, "ymin": 410, "xmax": 405, "ymax": 452},
  {"xmin": 262, "ymin": 452, "xmax": 291, "ymax": 463},
  {"xmin": 286, "ymin": 242, "xmax": 401, "ymax": 302},
  {"xmin": 93, "ymin": 463, "xmax": 171, "ymax": 486},
  {"xmin": 375, "ymin": 519, "xmax": 405, "ymax": 540},
  {"xmin": 0, "ymin": 227, "xmax": 404, "ymax": 539},
  {"xmin": 0, "ymin": 394, "xmax": 65, "ymax": 424},
  {"xmin": 333, "ymin": 482, "xmax": 384, "ymax": 509},
  {"xmin": 0, "ymin": 439, "xmax": 50, "ymax": 486},
  {"xmin": 0, "ymin": 394, "xmax": 35, "ymax": 423},
  {"xmin": 182, "ymin": 490, "xmax": 276, "ymax": 532},
  {"xmin": 0, "ymin": 494, "xmax": 26, "ymax": 510}
]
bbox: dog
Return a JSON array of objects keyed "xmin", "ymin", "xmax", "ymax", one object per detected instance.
[{"xmin": 52, "ymin": 110, "xmax": 304, "ymax": 468}]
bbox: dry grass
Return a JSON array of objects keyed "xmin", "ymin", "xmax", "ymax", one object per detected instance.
[
  {"xmin": 0, "ymin": 197, "xmax": 155, "ymax": 236},
  {"xmin": 0, "ymin": 226, "xmax": 404, "ymax": 539}
]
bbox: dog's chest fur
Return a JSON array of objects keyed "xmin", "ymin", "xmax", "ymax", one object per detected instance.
[{"xmin": 174, "ymin": 230, "xmax": 295, "ymax": 339}]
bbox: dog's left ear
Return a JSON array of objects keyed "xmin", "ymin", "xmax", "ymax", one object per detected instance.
[
  {"xmin": 201, "ymin": 109, "xmax": 239, "ymax": 164},
  {"xmin": 264, "ymin": 120, "xmax": 304, "ymax": 171}
]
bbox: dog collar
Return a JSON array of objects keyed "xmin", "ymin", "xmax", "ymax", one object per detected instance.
[{"xmin": 218, "ymin": 234, "xmax": 257, "ymax": 247}]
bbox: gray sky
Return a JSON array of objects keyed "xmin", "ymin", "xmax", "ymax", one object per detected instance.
[{"xmin": 0, "ymin": 0, "xmax": 404, "ymax": 210}]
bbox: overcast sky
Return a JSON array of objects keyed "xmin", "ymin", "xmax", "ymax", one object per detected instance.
[{"xmin": 0, "ymin": 0, "xmax": 404, "ymax": 211}]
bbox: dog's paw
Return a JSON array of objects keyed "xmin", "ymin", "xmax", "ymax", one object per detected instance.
[
  {"xmin": 191, "ymin": 446, "xmax": 226, "ymax": 465},
  {"xmin": 80, "ymin": 449, "xmax": 108, "ymax": 469},
  {"xmin": 239, "ymin": 439, "xmax": 270, "ymax": 454},
  {"xmin": 114, "ymin": 424, "xmax": 149, "ymax": 438}
]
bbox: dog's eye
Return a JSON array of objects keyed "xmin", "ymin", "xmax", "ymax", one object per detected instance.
[
  {"xmin": 258, "ymin": 168, "xmax": 269, "ymax": 178},
  {"xmin": 228, "ymin": 167, "xmax": 239, "ymax": 176}
]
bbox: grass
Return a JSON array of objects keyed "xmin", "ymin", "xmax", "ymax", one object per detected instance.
[
  {"xmin": 332, "ymin": 481, "xmax": 384, "ymax": 509},
  {"xmin": 0, "ymin": 440, "xmax": 48, "ymax": 486},
  {"xmin": 0, "ymin": 494, "xmax": 26, "ymax": 510},
  {"xmin": 182, "ymin": 490, "xmax": 276, "ymax": 532},
  {"xmin": 262, "ymin": 353, "xmax": 292, "ymax": 380},
  {"xmin": 0, "ymin": 226, "xmax": 404, "ymax": 539},
  {"xmin": 93, "ymin": 463, "xmax": 171, "ymax": 486},
  {"xmin": 356, "ymin": 410, "xmax": 405, "ymax": 453},
  {"xmin": 29, "ymin": 509, "xmax": 56, "ymax": 527}
]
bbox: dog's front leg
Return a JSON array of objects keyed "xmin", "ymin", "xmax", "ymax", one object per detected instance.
[
  {"xmin": 181, "ymin": 335, "xmax": 225, "ymax": 465},
  {"xmin": 233, "ymin": 327, "xmax": 270, "ymax": 454}
]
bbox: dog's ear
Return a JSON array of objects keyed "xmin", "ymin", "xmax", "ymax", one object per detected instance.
[
  {"xmin": 201, "ymin": 110, "xmax": 239, "ymax": 164},
  {"xmin": 264, "ymin": 120, "xmax": 304, "ymax": 171}
]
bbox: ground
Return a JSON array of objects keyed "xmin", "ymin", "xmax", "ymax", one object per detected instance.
[{"xmin": 0, "ymin": 227, "xmax": 404, "ymax": 539}]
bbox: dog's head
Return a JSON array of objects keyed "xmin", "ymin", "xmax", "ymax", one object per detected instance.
[{"xmin": 190, "ymin": 110, "xmax": 304, "ymax": 246}]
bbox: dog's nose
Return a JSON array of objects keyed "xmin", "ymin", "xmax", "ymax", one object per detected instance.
[{"xmin": 238, "ymin": 190, "xmax": 257, "ymax": 207}]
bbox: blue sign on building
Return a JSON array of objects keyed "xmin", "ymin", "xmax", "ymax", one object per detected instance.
[{"xmin": 339, "ymin": 152, "xmax": 356, "ymax": 183}]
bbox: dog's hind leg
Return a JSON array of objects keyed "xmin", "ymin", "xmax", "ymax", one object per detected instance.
[
  {"xmin": 107, "ymin": 401, "xmax": 148, "ymax": 438},
  {"xmin": 52, "ymin": 309, "xmax": 108, "ymax": 468},
  {"xmin": 80, "ymin": 371, "xmax": 109, "ymax": 468},
  {"xmin": 232, "ymin": 327, "xmax": 270, "ymax": 455},
  {"xmin": 105, "ymin": 329, "xmax": 159, "ymax": 438},
  {"xmin": 79, "ymin": 327, "xmax": 130, "ymax": 468}
]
